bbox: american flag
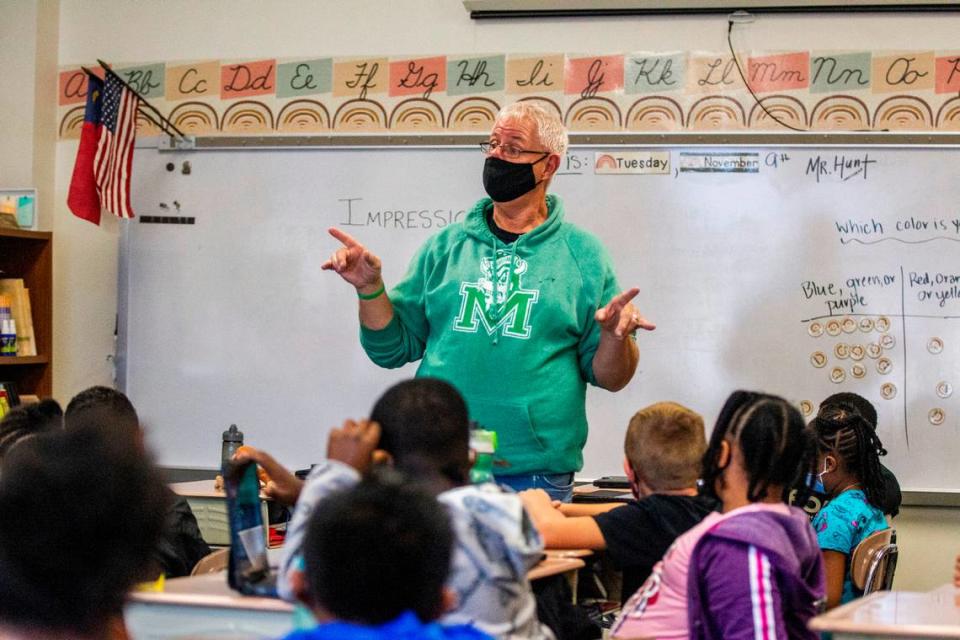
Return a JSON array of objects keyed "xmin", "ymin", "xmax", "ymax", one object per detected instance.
[{"xmin": 94, "ymin": 73, "xmax": 140, "ymax": 219}]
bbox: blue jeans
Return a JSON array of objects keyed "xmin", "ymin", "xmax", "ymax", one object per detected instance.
[{"xmin": 495, "ymin": 472, "xmax": 575, "ymax": 503}]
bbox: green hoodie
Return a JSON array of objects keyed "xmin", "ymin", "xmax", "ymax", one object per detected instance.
[{"xmin": 360, "ymin": 194, "xmax": 621, "ymax": 475}]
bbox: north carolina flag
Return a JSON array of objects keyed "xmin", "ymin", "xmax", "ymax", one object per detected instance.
[
  {"xmin": 67, "ymin": 72, "xmax": 104, "ymax": 225},
  {"xmin": 94, "ymin": 74, "xmax": 140, "ymax": 219}
]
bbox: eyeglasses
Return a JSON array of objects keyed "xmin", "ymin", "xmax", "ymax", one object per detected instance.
[{"xmin": 479, "ymin": 140, "xmax": 550, "ymax": 161}]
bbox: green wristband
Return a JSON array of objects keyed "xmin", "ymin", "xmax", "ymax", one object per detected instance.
[{"xmin": 357, "ymin": 284, "xmax": 386, "ymax": 300}]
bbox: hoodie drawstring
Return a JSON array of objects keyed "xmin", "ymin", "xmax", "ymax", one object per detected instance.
[{"xmin": 489, "ymin": 235, "xmax": 519, "ymax": 347}]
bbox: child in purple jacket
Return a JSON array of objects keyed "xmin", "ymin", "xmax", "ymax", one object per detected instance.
[{"xmin": 687, "ymin": 391, "xmax": 826, "ymax": 640}]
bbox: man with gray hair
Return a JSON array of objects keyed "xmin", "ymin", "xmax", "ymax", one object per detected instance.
[{"xmin": 323, "ymin": 102, "xmax": 654, "ymax": 500}]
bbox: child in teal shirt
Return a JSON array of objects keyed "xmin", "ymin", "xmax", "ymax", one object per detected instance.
[{"xmin": 810, "ymin": 403, "xmax": 890, "ymax": 608}]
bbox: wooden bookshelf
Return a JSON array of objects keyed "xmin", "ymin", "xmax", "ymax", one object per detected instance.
[{"xmin": 0, "ymin": 228, "xmax": 52, "ymax": 397}]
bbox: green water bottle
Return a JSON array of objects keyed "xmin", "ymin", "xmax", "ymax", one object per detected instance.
[{"xmin": 470, "ymin": 424, "xmax": 497, "ymax": 484}]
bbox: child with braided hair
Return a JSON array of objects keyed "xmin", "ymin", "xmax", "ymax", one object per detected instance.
[
  {"xmin": 613, "ymin": 391, "xmax": 824, "ymax": 640},
  {"xmin": 810, "ymin": 402, "xmax": 890, "ymax": 609}
]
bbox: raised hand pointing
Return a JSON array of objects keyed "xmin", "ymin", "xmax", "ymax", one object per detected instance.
[{"xmin": 321, "ymin": 227, "xmax": 383, "ymax": 291}]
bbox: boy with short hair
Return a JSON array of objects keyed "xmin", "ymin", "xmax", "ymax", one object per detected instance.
[
  {"xmin": 611, "ymin": 392, "xmax": 824, "ymax": 640},
  {"xmin": 242, "ymin": 378, "xmax": 553, "ymax": 639},
  {"xmin": 521, "ymin": 401, "xmax": 718, "ymax": 603},
  {"xmin": 64, "ymin": 385, "xmax": 211, "ymax": 578},
  {"xmin": 282, "ymin": 475, "xmax": 489, "ymax": 640}
]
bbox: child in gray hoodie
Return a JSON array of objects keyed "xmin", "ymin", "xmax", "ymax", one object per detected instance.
[{"xmin": 240, "ymin": 378, "xmax": 552, "ymax": 640}]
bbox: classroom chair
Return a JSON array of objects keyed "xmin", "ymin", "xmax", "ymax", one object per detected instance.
[
  {"xmin": 850, "ymin": 528, "xmax": 898, "ymax": 595},
  {"xmin": 190, "ymin": 548, "xmax": 229, "ymax": 576}
]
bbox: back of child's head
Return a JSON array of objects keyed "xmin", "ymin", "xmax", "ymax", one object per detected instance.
[
  {"xmin": 303, "ymin": 471, "xmax": 454, "ymax": 625},
  {"xmin": 65, "ymin": 385, "xmax": 139, "ymax": 430},
  {"xmin": 702, "ymin": 391, "xmax": 815, "ymax": 503},
  {"xmin": 64, "ymin": 385, "xmax": 142, "ymax": 449},
  {"xmin": 811, "ymin": 403, "xmax": 888, "ymax": 508},
  {"xmin": 821, "ymin": 392, "xmax": 878, "ymax": 429},
  {"xmin": 625, "ymin": 401, "xmax": 706, "ymax": 491},
  {"xmin": 0, "ymin": 398, "xmax": 62, "ymax": 463},
  {"xmin": 370, "ymin": 377, "xmax": 470, "ymax": 484},
  {"xmin": 0, "ymin": 426, "xmax": 167, "ymax": 636}
]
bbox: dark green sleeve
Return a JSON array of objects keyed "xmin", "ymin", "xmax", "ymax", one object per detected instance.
[
  {"xmin": 359, "ymin": 241, "xmax": 432, "ymax": 368},
  {"xmin": 577, "ymin": 245, "xmax": 621, "ymax": 386}
]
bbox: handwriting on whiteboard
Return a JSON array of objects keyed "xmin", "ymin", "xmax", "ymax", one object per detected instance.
[{"xmin": 337, "ymin": 197, "xmax": 466, "ymax": 230}]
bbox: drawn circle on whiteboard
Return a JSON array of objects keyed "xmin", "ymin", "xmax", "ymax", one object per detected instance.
[
  {"xmin": 928, "ymin": 337, "xmax": 944, "ymax": 355},
  {"xmin": 880, "ymin": 383, "xmax": 897, "ymax": 400},
  {"xmin": 929, "ymin": 408, "xmax": 945, "ymax": 426},
  {"xmin": 849, "ymin": 344, "xmax": 865, "ymax": 361},
  {"xmin": 800, "ymin": 400, "xmax": 814, "ymax": 417},
  {"xmin": 841, "ymin": 317, "xmax": 857, "ymax": 334},
  {"xmin": 876, "ymin": 357, "xmax": 893, "ymax": 375},
  {"xmin": 808, "ymin": 322, "xmax": 824, "ymax": 338},
  {"xmin": 937, "ymin": 382, "xmax": 953, "ymax": 399},
  {"xmin": 880, "ymin": 334, "xmax": 896, "ymax": 350},
  {"xmin": 876, "ymin": 316, "xmax": 891, "ymax": 332},
  {"xmin": 858, "ymin": 318, "xmax": 875, "ymax": 333},
  {"xmin": 851, "ymin": 363, "xmax": 866, "ymax": 379},
  {"xmin": 826, "ymin": 320, "xmax": 842, "ymax": 336},
  {"xmin": 830, "ymin": 367, "xmax": 846, "ymax": 384},
  {"xmin": 866, "ymin": 343, "xmax": 883, "ymax": 359},
  {"xmin": 810, "ymin": 351, "xmax": 828, "ymax": 368},
  {"xmin": 834, "ymin": 343, "xmax": 850, "ymax": 360}
]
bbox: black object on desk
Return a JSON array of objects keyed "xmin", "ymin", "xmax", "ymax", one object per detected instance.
[
  {"xmin": 574, "ymin": 488, "xmax": 633, "ymax": 504},
  {"xmin": 593, "ymin": 476, "xmax": 630, "ymax": 489}
]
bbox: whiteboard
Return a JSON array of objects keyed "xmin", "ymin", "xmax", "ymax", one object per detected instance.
[{"xmin": 119, "ymin": 144, "xmax": 960, "ymax": 492}]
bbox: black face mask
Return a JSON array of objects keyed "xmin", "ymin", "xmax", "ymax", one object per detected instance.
[{"xmin": 482, "ymin": 154, "xmax": 549, "ymax": 203}]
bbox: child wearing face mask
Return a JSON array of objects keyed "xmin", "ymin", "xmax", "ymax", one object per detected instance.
[
  {"xmin": 810, "ymin": 403, "xmax": 890, "ymax": 609},
  {"xmin": 612, "ymin": 391, "xmax": 824, "ymax": 640}
]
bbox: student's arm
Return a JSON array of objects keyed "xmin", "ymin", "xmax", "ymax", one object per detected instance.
[
  {"xmin": 692, "ymin": 539, "xmax": 787, "ymax": 640},
  {"xmin": 559, "ymin": 501, "xmax": 623, "ymax": 517},
  {"xmin": 520, "ymin": 489, "xmax": 606, "ymax": 549},
  {"xmin": 325, "ymin": 418, "xmax": 382, "ymax": 473},
  {"xmin": 277, "ymin": 459, "xmax": 361, "ymax": 601},
  {"xmin": 812, "ymin": 499, "xmax": 858, "ymax": 610},
  {"xmin": 233, "ymin": 446, "xmax": 304, "ymax": 506},
  {"xmin": 277, "ymin": 419, "xmax": 380, "ymax": 602},
  {"xmin": 822, "ymin": 550, "xmax": 848, "ymax": 610}
]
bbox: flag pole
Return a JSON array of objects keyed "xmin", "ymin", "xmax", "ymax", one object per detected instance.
[
  {"xmin": 95, "ymin": 59, "xmax": 188, "ymax": 139},
  {"xmin": 80, "ymin": 66, "xmax": 178, "ymax": 140}
]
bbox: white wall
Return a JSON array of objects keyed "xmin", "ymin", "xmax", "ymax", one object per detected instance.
[
  {"xmin": 893, "ymin": 506, "xmax": 960, "ymax": 591},
  {"xmin": 0, "ymin": 1, "xmax": 40, "ymax": 190},
  {"xmin": 32, "ymin": 0, "xmax": 59, "ymax": 232},
  {"xmin": 38, "ymin": 0, "xmax": 960, "ymax": 591}
]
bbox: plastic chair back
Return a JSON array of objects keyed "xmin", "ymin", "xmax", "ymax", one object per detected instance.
[{"xmin": 851, "ymin": 528, "xmax": 897, "ymax": 594}]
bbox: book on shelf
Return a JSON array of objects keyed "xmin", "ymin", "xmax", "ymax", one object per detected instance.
[
  {"xmin": 0, "ymin": 381, "xmax": 19, "ymax": 418},
  {"xmin": 0, "ymin": 279, "xmax": 37, "ymax": 357}
]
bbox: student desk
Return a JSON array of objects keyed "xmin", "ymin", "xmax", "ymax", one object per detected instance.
[
  {"xmin": 171, "ymin": 479, "xmax": 270, "ymax": 547},
  {"xmin": 810, "ymin": 584, "xmax": 960, "ymax": 639},
  {"xmin": 126, "ymin": 552, "xmax": 591, "ymax": 638},
  {"xmin": 125, "ymin": 572, "xmax": 295, "ymax": 639},
  {"xmin": 528, "ymin": 549, "xmax": 590, "ymax": 580}
]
